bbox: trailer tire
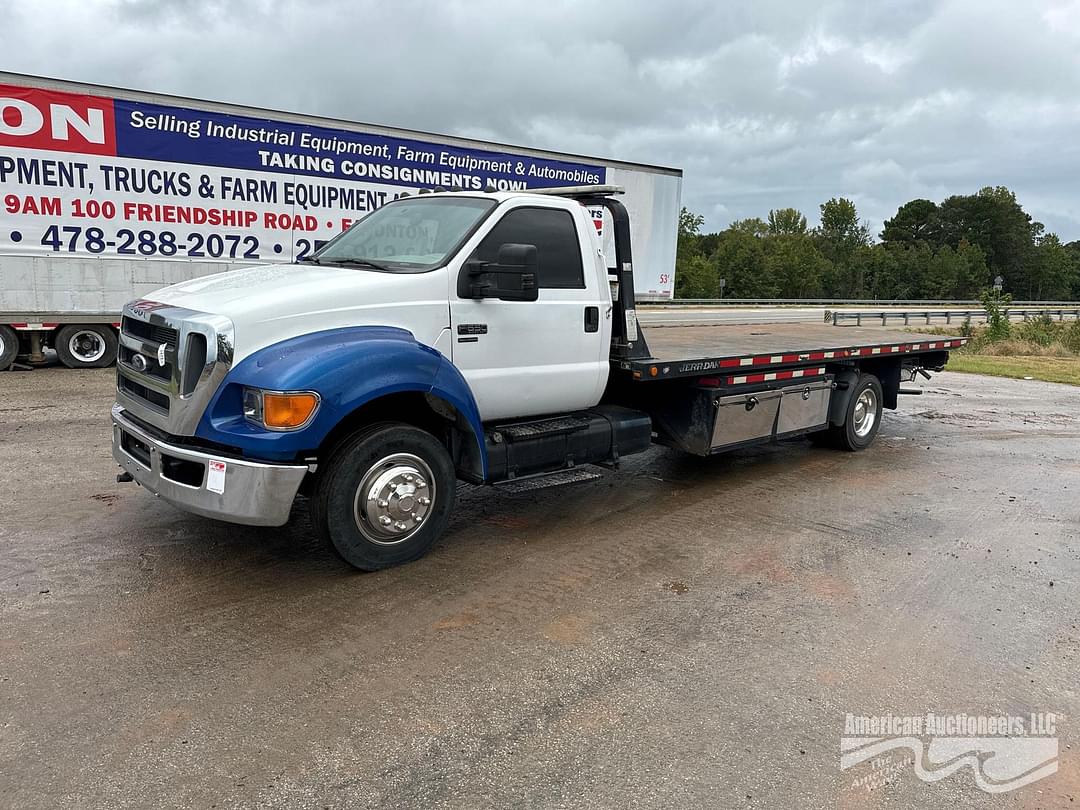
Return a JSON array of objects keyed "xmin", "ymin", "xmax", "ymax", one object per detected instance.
[
  {"xmin": 55, "ymin": 324, "xmax": 118, "ymax": 369},
  {"xmin": 312, "ymin": 422, "xmax": 456, "ymax": 571},
  {"xmin": 0, "ymin": 325, "xmax": 17, "ymax": 371},
  {"xmin": 826, "ymin": 373, "xmax": 883, "ymax": 451}
]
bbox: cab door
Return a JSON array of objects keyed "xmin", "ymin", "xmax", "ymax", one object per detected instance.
[{"xmin": 449, "ymin": 201, "xmax": 610, "ymax": 422}]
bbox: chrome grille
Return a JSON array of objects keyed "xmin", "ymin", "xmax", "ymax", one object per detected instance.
[
  {"xmin": 120, "ymin": 316, "xmax": 178, "ymax": 350},
  {"xmin": 118, "ymin": 375, "xmax": 170, "ymax": 413},
  {"xmin": 115, "ymin": 300, "xmax": 234, "ymax": 435}
]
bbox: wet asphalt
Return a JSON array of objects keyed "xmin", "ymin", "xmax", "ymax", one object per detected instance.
[{"xmin": 0, "ymin": 366, "xmax": 1078, "ymax": 808}]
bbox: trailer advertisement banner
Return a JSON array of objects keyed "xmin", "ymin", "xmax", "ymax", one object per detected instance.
[
  {"xmin": 0, "ymin": 78, "xmax": 680, "ymax": 301},
  {"xmin": 0, "ymin": 81, "xmax": 603, "ymax": 264}
]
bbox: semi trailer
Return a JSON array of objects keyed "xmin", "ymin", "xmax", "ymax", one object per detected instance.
[
  {"xmin": 0, "ymin": 72, "xmax": 681, "ymax": 370},
  {"xmin": 111, "ymin": 186, "xmax": 965, "ymax": 570}
]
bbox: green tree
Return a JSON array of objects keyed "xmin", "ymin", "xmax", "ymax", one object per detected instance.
[
  {"xmin": 1029, "ymin": 234, "xmax": 1076, "ymax": 300},
  {"xmin": 816, "ymin": 197, "xmax": 871, "ymax": 296},
  {"xmin": 729, "ymin": 217, "xmax": 769, "ymax": 237},
  {"xmin": 886, "ymin": 242, "xmax": 935, "ymax": 298},
  {"xmin": 712, "ymin": 229, "xmax": 772, "ymax": 297},
  {"xmin": 676, "ymin": 254, "xmax": 718, "ymax": 299},
  {"xmin": 674, "ymin": 207, "xmax": 706, "ymax": 298},
  {"xmin": 936, "ymin": 186, "xmax": 1037, "ymax": 294},
  {"xmin": 817, "ymin": 198, "xmax": 870, "ymax": 257},
  {"xmin": 1067, "ymin": 241, "xmax": 1080, "ymax": 298},
  {"xmin": 880, "ymin": 199, "xmax": 941, "ymax": 246},
  {"xmin": 860, "ymin": 244, "xmax": 902, "ymax": 300},
  {"xmin": 767, "ymin": 208, "xmax": 808, "ymax": 236},
  {"xmin": 954, "ymin": 240, "xmax": 990, "ymax": 298},
  {"xmin": 924, "ymin": 245, "xmax": 964, "ymax": 298},
  {"xmin": 763, "ymin": 235, "xmax": 827, "ymax": 297}
]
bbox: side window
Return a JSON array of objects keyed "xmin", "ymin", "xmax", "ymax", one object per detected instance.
[{"xmin": 469, "ymin": 207, "xmax": 585, "ymax": 289}]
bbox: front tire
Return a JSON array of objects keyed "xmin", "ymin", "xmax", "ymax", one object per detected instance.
[
  {"xmin": 55, "ymin": 324, "xmax": 118, "ymax": 368},
  {"xmin": 312, "ymin": 423, "xmax": 457, "ymax": 571}
]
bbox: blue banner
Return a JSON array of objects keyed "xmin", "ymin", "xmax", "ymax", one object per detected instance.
[{"xmin": 114, "ymin": 99, "xmax": 605, "ymax": 192}]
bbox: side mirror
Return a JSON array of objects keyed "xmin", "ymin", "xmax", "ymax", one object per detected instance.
[{"xmin": 466, "ymin": 243, "xmax": 539, "ymax": 302}]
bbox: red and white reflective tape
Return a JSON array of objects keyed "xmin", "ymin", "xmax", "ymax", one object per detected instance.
[
  {"xmin": 725, "ymin": 366, "xmax": 827, "ymax": 386},
  {"xmin": 714, "ymin": 339, "xmax": 965, "ymax": 368},
  {"xmin": 6, "ymin": 322, "xmax": 121, "ymax": 330}
]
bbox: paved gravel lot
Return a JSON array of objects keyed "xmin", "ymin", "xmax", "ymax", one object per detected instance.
[{"xmin": 1, "ymin": 367, "xmax": 1078, "ymax": 808}]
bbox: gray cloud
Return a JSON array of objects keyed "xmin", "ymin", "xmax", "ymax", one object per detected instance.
[{"xmin": 5, "ymin": 0, "xmax": 1080, "ymax": 238}]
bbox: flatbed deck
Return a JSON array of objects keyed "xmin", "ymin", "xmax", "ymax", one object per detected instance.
[{"xmin": 622, "ymin": 323, "xmax": 966, "ymax": 380}]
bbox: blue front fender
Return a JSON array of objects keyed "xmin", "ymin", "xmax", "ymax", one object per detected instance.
[{"xmin": 195, "ymin": 326, "xmax": 486, "ymax": 475}]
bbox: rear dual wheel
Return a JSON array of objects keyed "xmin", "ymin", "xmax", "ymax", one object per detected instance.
[{"xmin": 816, "ymin": 373, "xmax": 883, "ymax": 451}]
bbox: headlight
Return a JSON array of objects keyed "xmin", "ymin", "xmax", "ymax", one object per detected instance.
[{"xmin": 242, "ymin": 387, "xmax": 320, "ymax": 430}]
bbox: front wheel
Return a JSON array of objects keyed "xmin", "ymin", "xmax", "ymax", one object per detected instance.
[{"xmin": 311, "ymin": 423, "xmax": 457, "ymax": 570}]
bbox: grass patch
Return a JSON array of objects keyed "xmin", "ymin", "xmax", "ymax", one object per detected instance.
[
  {"xmin": 907, "ymin": 313, "xmax": 1080, "ymax": 385},
  {"xmin": 946, "ymin": 354, "xmax": 1080, "ymax": 386}
]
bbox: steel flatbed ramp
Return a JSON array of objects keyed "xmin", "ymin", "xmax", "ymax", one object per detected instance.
[{"xmin": 624, "ymin": 323, "xmax": 966, "ymax": 380}]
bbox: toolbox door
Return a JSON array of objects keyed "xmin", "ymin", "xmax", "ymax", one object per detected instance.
[{"xmin": 711, "ymin": 390, "xmax": 782, "ymax": 450}]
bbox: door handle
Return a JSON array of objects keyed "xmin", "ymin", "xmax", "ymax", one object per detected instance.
[{"xmin": 584, "ymin": 306, "xmax": 600, "ymax": 333}]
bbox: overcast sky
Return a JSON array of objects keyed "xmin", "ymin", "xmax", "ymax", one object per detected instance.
[{"xmin": 5, "ymin": 0, "xmax": 1080, "ymax": 239}]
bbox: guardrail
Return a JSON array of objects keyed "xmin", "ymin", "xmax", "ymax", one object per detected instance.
[
  {"xmin": 830, "ymin": 307, "xmax": 1080, "ymax": 327},
  {"xmin": 640, "ymin": 298, "xmax": 1080, "ymax": 307}
]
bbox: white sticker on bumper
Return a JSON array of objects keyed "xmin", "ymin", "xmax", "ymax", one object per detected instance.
[{"xmin": 207, "ymin": 460, "xmax": 226, "ymax": 494}]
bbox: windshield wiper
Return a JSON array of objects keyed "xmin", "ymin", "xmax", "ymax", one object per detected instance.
[{"xmin": 310, "ymin": 257, "xmax": 393, "ymax": 272}]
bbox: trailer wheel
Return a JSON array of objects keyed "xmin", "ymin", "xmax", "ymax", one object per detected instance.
[
  {"xmin": 55, "ymin": 325, "xmax": 118, "ymax": 369},
  {"xmin": 311, "ymin": 422, "xmax": 456, "ymax": 571},
  {"xmin": 827, "ymin": 373, "xmax": 883, "ymax": 451},
  {"xmin": 0, "ymin": 325, "xmax": 17, "ymax": 371}
]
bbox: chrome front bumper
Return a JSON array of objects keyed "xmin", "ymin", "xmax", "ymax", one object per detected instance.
[{"xmin": 111, "ymin": 404, "xmax": 308, "ymax": 527}]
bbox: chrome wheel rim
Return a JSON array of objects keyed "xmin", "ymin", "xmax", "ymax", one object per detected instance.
[
  {"xmin": 852, "ymin": 388, "xmax": 878, "ymax": 438},
  {"xmin": 353, "ymin": 453, "xmax": 435, "ymax": 545},
  {"xmin": 68, "ymin": 330, "xmax": 106, "ymax": 363}
]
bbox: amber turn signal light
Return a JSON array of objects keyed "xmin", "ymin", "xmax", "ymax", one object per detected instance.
[{"xmin": 261, "ymin": 392, "xmax": 320, "ymax": 429}]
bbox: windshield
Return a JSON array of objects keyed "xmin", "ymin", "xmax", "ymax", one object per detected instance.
[{"xmin": 311, "ymin": 196, "xmax": 496, "ymax": 270}]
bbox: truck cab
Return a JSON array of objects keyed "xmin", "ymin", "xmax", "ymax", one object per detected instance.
[
  {"xmin": 112, "ymin": 188, "xmax": 645, "ymax": 569},
  {"xmin": 112, "ymin": 186, "xmax": 962, "ymax": 570}
]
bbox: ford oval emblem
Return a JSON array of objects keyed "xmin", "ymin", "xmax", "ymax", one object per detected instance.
[{"xmin": 132, "ymin": 353, "xmax": 149, "ymax": 373}]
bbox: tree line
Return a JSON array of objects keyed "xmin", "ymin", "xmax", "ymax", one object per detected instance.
[{"xmin": 676, "ymin": 186, "xmax": 1080, "ymax": 301}]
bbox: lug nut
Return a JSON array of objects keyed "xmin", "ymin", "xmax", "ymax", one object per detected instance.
[{"xmin": 379, "ymin": 516, "xmax": 392, "ymax": 526}]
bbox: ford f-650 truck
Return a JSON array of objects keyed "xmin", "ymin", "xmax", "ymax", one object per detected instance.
[{"xmin": 111, "ymin": 186, "xmax": 964, "ymax": 570}]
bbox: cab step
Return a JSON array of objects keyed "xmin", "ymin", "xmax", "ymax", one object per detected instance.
[
  {"xmin": 484, "ymin": 406, "xmax": 652, "ymax": 484},
  {"xmin": 495, "ymin": 415, "xmax": 592, "ymax": 441},
  {"xmin": 494, "ymin": 467, "xmax": 602, "ymax": 493}
]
